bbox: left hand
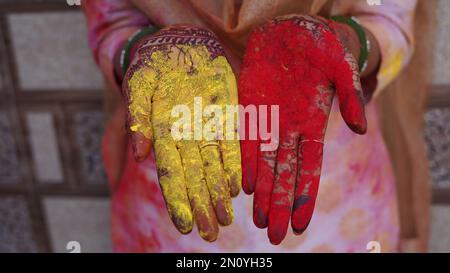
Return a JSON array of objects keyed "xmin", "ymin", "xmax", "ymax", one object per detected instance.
[{"xmin": 239, "ymin": 15, "xmax": 367, "ymax": 245}]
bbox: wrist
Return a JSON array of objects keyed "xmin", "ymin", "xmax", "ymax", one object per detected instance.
[
  {"xmin": 114, "ymin": 43, "xmax": 125, "ymax": 83},
  {"xmin": 334, "ymin": 22, "xmax": 361, "ymax": 62},
  {"xmin": 331, "ymin": 16, "xmax": 370, "ymax": 75},
  {"xmin": 117, "ymin": 26, "xmax": 160, "ymax": 81}
]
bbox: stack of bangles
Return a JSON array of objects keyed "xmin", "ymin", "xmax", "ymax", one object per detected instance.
[
  {"xmin": 331, "ymin": 16, "xmax": 370, "ymax": 74},
  {"xmin": 120, "ymin": 25, "xmax": 160, "ymax": 76},
  {"xmin": 119, "ymin": 17, "xmax": 369, "ymax": 75}
]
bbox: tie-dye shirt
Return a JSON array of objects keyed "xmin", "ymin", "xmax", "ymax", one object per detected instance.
[{"xmin": 82, "ymin": 0, "xmax": 416, "ymax": 252}]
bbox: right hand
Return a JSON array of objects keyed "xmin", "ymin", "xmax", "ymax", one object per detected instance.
[{"xmin": 121, "ymin": 26, "xmax": 241, "ymax": 242}]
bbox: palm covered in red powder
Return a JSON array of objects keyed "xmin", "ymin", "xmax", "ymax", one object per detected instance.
[{"xmin": 239, "ymin": 15, "xmax": 367, "ymax": 245}]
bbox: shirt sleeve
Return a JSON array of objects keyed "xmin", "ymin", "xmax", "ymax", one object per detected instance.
[
  {"xmin": 333, "ymin": 0, "xmax": 417, "ymax": 97},
  {"xmin": 81, "ymin": 0, "xmax": 151, "ymax": 92}
]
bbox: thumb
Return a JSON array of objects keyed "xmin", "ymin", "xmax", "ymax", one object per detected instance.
[
  {"xmin": 334, "ymin": 51, "xmax": 367, "ymax": 135},
  {"xmin": 122, "ymin": 65, "xmax": 156, "ymax": 162}
]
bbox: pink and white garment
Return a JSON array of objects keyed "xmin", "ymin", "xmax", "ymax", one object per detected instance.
[{"xmin": 82, "ymin": 0, "xmax": 416, "ymax": 252}]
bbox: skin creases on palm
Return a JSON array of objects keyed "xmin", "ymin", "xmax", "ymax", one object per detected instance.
[
  {"xmin": 239, "ymin": 15, "xmax": 367, "ymax": 245},
  {"xmin": 123, "ymin": 28, "xmax": 241, "ymax": 242}
]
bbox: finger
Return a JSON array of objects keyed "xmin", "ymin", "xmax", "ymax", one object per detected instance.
[
  {"xmin": 200, "ymin": 142, "xmax": 233, "ymax": 226},
  {"xmin": 221, "ymin": 139, "xmax": 242, "ymax": 197},
  {"xmin": 238, "ymin": 38, "xmax": 261, "ymax": 195},
  {"xmin": 220, "ymin": 54, "xmax": 242, "ymax": 197},
  {"xmin": 253, "ymin": 143, "xmax": 276, "ymax": 229},
  {"xmin": 291, "ymin": 139, "xmax": 324, "ymax": 234},
  {"xmin": 154, "ymin": 138, "xmax": 193, "ymax": 234},
  {"xmin": 125, "ymin": 66, "xmax": 157, "ymax": 161},
  {"xmin": 267, "ymin": 136, "xmax": 298, "ymax": 245},
  {"xmin": 178, "ymin": 141, "xmax": 219, "ymax": 242},
  {"xmin": 241, "ymin": 139, "xmax": 259, "ymax": 194},
  {"xmin": 334, "ymin": 51, "xmax": 367, "ymax": 134},
  {"xmin": 132, "ymin": 132, "xmax": 152, "ymax": 162}
]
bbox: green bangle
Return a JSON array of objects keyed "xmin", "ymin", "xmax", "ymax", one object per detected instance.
[
  {"xmin": 120, "ymin": 25, "xmax": 159, "ymax": 75},
  {"xmin": 331, "ymin": 16, "xmax": 370, "ymax": 73}
]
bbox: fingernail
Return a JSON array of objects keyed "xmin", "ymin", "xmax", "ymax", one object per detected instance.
[
  {"xmin": 216, "ymin": 201, "xmax": 233, "ymax": 226},
  {"xmin": 230, "ymin": 174, "xmax": 241, "ymax": 197},
  {"xmin": 253, "ymin": 207, "xmax": 268, "ymax": 229}
]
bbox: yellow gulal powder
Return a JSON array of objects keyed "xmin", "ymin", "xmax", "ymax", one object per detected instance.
[{"xmin": 127, "ymin": 45, "xmax": 241, "ymax": 238}]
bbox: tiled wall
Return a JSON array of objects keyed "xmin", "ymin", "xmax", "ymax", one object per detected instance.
[
  {"xmin": 0, "ymin": 0, "xmax": 449, "ymax": 253},
  {"xmin": 426, "ymin": 0, "xmax": 450, "ymax": 253},
  {"xmin": 0, "ymin": 1, "xmax": 109, "ymax": 252},
  {"xmin": 8, "ymin": 12, "xmax": 103, "ymax": 90}
]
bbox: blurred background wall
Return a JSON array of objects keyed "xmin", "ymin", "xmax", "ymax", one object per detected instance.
[{"xmin": 0, "ymin": 0, "xmax": 449, "ymax": 252}]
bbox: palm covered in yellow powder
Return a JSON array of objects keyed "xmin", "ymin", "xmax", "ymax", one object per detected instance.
[{"xmin": 122, "ymin": 27, "xmax": 241, "ymax": 242}]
